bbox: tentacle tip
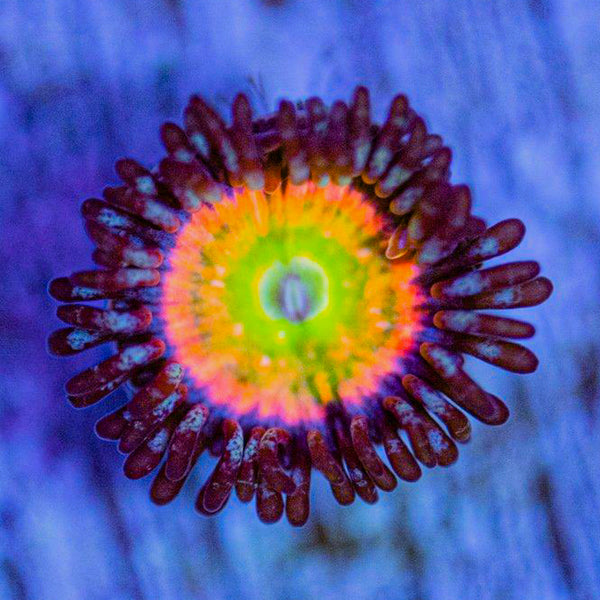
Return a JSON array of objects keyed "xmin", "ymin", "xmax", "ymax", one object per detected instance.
[
  {"xmin": 150, "ymin": 495, "xmax": 172, "ymax": 507},
  {"xmin": 258, "ymin": 513, "xmax": 284, "ymax": 525},
  {"xmin": 429, "ymin": 282, "xmax": 443, "ymax": 299},
  {"xmin": 437, "ymin": 448, "xmax": 459, "ymax": 467},
  {"xmin": 380, "ymin": 478, "xmax": 398, "ymax": 492},
  {"xmin": 453, "ymin": 428, "xmax": 472, "ymax": 444},
  {"xmin": 361, "ymin": 492, "xmax": 379, "ymax": 505},
  {"xmin": 353, "ymin": 84, "xmax": 369, "ymax": 97},
  {"xmin": 540, "ymin": 277, "xmax": 554, "ymax": 300},
  {"xmin": 47, "ymin": 277, "xmax": 69, "ymax": 301},
  {"xmin": 521, "ymin": 357, "xmax": 540, "ymax": 374},
  {"xmin": 288, "ymin": 517, "xmax": 309, "ymax": 528},
  {"xmin": 123, "ymin": 466, "xmax": 144, "ymax": 481},
  {"xmin": 483, "ymin": 403, "xmax": 510, "ymax": 426},
  {"xmin": 66, "ymin": 394, "xmax": 91, "ymax": 409}
]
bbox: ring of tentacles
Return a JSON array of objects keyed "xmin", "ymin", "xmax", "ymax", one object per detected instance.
[{"xmin": 48, "ymin": 87, "xmax": 553, "ymax": 526}]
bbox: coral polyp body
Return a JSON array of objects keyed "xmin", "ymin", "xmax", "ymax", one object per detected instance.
[
  {"xmin": 163, "ymin": 183, "xmax": 423, "ymax": 426},
  {"xmin": 48, "ymin": 88, "xmax": 552, "ymax": 525}
]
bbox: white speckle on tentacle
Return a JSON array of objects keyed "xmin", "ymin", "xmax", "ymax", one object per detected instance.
[
  {"xmin": 117, "ymin": 345, "xmax": 153, "ymax": 370},
  {"xmin": 370, "ymin": 148, "xmax": 391, "ymax": 174},
  {"xmin": 184, "ymin": 189, "xmax": 201, "ymax": 209},
  {"xmin": 261, "ymin": 487, "xmax": 276, "ymax": 499},
  {"xmin": 386, "ymin": 438, "xmax": 406, "ymax": 453},
  {"xmin": 418, "ymin": 240, "xmax": 443, "ymax": 264},
  {"xmin": 354, "ymin": 143, "xmax": 371, "ymax": 169},
  {"xmin": 391, "ymin": 187, "xmax": 422, "ymax": 215},
  {"xmin": 204, "ymin": 187, "xmax": 222, "ymax": 204},
  {"xmin": 165, "ymin": 363, "xmax": 183, "ymax": 381},
  {"xmin": 403, "ymin": 188, "xmax": 422, "ymax": 204},
  {"xmin": 136, "ymin": 176, "xmax": 156, "ymax": 195},
  {"xmin": 429, "ymin": 346, "xmax": 459, "ymax": 377},
  {"xmin": 221, "ymin": 140, "xmax": 239, "ymax": 173},
  {"xmin": 105, "ymin": 311, "xmax": 138, "ymax": 332},
  {"xmin": 476, "ymin": 341, "xmax": 502, "ymax": 359},
  {"xmin": 97, "ymin": 208, "xmax": 129, "ymax": 229},
  {"xmin": 289, "ymin": 158, "xmax": 309, "ymax": 182},
  {"xmin": 143, "ymin": 200, "xmax": 169, "ymax": 222},
  {"xmin": 71, "ymin": 286, "xmax": 99, "ymax": 299},
  {"xmin": 148, "ymin": 429, "xmax": 169, "ymax": 453},
  {"xmin": 393, "ymin": 401, "xmax": 412, "ymax": 417},
  {"xmin": 178, "ymin": 408, "xmax": 206, "ymax": 433},
  {"xmin": 246, "ymin": 170, "xmax": 266, "ymax": 190},
  {"xmin": 191, "ymin": 133, "xmax": 210, "ymax": 157},
  {"xmin": 421, "ymin": 388, "xmax": 447, "ymax": 412},
  {"xmin": 315, "ymin": 174, "xmax": 329, "ymax": 187},
  {"xmin": 351, "ymin": 469, "xmax": 367, "ymax": 486},
  {"xmin": 243, "ymin": 437, "xmax": 260, "ymax": 459},
  {"xmin": 126, "ymin": 250, "xmax": 155, "ymax": 268},
  {"xmin": 175, "ymin": 149, "xmax": 194, "ymax": 162},
  {"xmin": 427, "ymin": 429, "xmax": 447, "ymax": 453},
  {"xmin": 408, "ymin": 217, "xmax": 423, "ymax": 242},
  {"xmin": 125, "ymin": 269, "xmax": 154, "ymax": 286},
  {"xmin": 471, "ymin": 236, "xmax": 499, "ymax": 257},
  {"xmin": 445, "ymin": 311, "xmax": 476, "ymax": 331},
  {"xmin": 446, "ymin": 273, "xmax": 484, "ymax": 297},
  {"xmin": 66, "ymin": 329, "xmax": 98, "ymax": 350},
  {"xmin": 153, "ymin": 392, "xmax": 179, "ymax": 418},
  {"xmin": 383, "ymin": 165, "xmax": 411, "ymax": 189},
  {"xmin": 226, "ymin": 435, "xmax": 243, "ymax": 462},
  {"xmin": 404, "ymin": 414, "xmax": 422, "ymax": 426},
  {"xmin": 392, "ymin": 401, "xmax": 421, "ymax": 426},
  {"xmin": 314, "ymin": 121, "xmax": 328, "ymax": 134},
  {"xmin": 494, "ymin": 288, "xmax": 517, "ymax": 306},
  {"xmin": 262, "ymin": 438, "xmax": 277, "ymax": 452}
]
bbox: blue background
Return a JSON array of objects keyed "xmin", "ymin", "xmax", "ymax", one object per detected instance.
[{"xmin": 1, "ymin": 1, "xmax": 599, "ymax": 599}]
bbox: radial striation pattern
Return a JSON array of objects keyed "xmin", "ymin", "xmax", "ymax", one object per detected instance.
[{"xmin": 48, "ymin": 87, "xmax": 552, "ymax": 525}]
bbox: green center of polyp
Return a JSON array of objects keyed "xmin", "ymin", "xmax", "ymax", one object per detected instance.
[{"xmin": 258, "ymin": 257, "xmax": 329, "ymax": 324}]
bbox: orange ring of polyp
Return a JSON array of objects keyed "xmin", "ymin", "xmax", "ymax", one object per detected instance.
[{"xmin": 161, "ymin": 183, "xmax": 424, "ymax": 426}]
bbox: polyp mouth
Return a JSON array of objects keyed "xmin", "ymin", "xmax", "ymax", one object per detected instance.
[{"xmin": 259, "ymin": 256, "xmax": 329, "ymax": 324}]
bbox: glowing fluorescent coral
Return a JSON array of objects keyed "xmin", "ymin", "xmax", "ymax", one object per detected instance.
[
  {"xmin": 48, "ymin": 88, "xmax": 552, "ymax": 525},
  {"xmin": 163, "ymin": 183, "xmax": 423, "ymax": 426}
]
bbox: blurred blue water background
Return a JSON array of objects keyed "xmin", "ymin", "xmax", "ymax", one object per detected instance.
[{"xmin": 1, "ymin": 1, "xmax": 600, "ymax": 599}]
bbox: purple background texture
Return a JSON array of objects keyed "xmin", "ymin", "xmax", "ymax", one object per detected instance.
[{"xmin": 1, "ymin": 1, "xmax": 599, "ymax": 599}]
